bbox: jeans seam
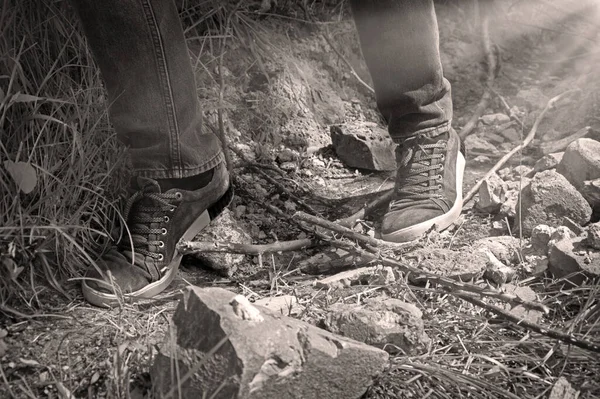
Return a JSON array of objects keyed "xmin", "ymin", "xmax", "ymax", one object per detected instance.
[
  {"xmin": 140, "ymin": 0, "xmax": 182, "ymax": 174},
  {"xmin": 135, "ymin": 151, "xmax": 224, "ymax": 179}
]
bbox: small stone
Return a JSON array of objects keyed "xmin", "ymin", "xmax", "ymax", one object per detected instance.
[
  {"xmin": 499, "ymin": 128, "xmax": 521, "ymax": 142},
  {"xmin": 254, "ymin": 295, "xmax": 300, "ymax": 316},
  {"xmin": 551, "ymin": 226, "xmax": 577, "ymax": 241},
  {"xmin": 499, "ymin": 189, "xmax": 520, "ymax": 218},
  {"xmin": 279, "ymin": 161, "xmax": 297, "ymax": 171},
  {"xmin": 473, "ymin": 236, "xmax": 522, "ymax": 264},
  {"xmin": 515, "ymin": 170, "xmax": 592, "ymax": 236},
  {"xmin": 480, "ymin": 113, "xmax": 511, "ymax": 125},
  {"xmin": 556, "ymin": 138, "xmax": 600, "ymax": 191},
  {"xmin": 501, "ymin": 284, "xmax": 543, "ymax": 324},
  {"xmin": 533, "ymin": 152, "xmax": 564, "ymax": 174},
  {"xmin": 587, "ymin": 222, "xmax": 600, "ymax": 250},
  {"xmin": 152, "ymin": 287, "xmax": 388, "ymax": 399},
  {"xmin": 483, "ymin": 251, "xmax": 516, "ymax": 284},
  {"xmin": 581, "ymin": 178, "xmax": 600, "ymax": 209},
  {"xmin": 315, "ymin": 266, "xmax": 395, "ymax": 290},
  {"xmin": 405, "ymin": 248, "xmax": 487, "ymax": 281},
  {"xmin": 234, "ymin": 205, "xmax": 247, "ymax": 218},
  {"xmin": 476, "ymin": 173, "xmax": 508, "ymax": 214},
  {"xmin": 561, "ymin": 216, "xmax": 585, "ymax": 236},
  {"xmin": 472, "ymin": 155, "xmax": 491, "ymax": 163},
  {"xmin": 330, "ymin": 123, "xmax": 396, "ymax": 171},
  {"xmin": 464, "ymin": 135, "xmax": 497, "ymax": 154},
  {"xmin": 548, "ymin": 236, "xmax": 600, "ymax": 284},
  {"xmin": 277, "ymin": 148, "xmax": 298, "ymax": 162},
  {"xmin": 498, "ymin": 167, "xmax": 512, "ymax": 180},
  {"xmin": 483, "ymin": 132, "xmax": 506, "ymax": 144},
  {"xmin": 324, "ymin": 298, "xmax": 430, "ymax": 355},
  {"xmin": 192, "ymin": 209, "xmax": 251, "ymax": 276},
  {"xmin": 530, "ymin": 224, "xmax": 556, "ymax": 255},
  {"xmin": 523, "ymin": 254, "xmax": 549, "ymax": 276},
  {"xmin": 549, "ymin": 377, "xmax": 579, "ymax": 399}
]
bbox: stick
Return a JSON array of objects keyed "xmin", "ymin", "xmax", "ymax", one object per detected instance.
[
  {"xmin": 336, "ymin": 189, "xmax": 394, "ymax": 228},
  {"xmin": 294, "ymin": 211, "xmax": 412, "ymax": 252},
  {"xmin": 458, "ymin": 0, "xmax": 498, "ymax": 140},
  {"xmin": 458, "ymin": 294, "xmax": 600, "ymax": 353},
  {"xmin": 463, "ymin": 89, "xmax": 580, "ymax": 204},
  {"xmin": 178, "ymin": 238, "xmax": 317, "ymax": 255}
]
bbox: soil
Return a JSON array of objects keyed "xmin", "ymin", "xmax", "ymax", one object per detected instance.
[{"xmin": 2, "ymin": 1, "xmax": 600, "ymax": 398}]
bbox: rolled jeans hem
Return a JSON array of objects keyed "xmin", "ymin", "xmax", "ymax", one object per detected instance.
[
  {"xmin": 133, "ymin": 151, "xmax": 225, "ymax": 179},
  {"xmin": 392, "ymin": 121, "xmax": 452, "ymax": 143}
]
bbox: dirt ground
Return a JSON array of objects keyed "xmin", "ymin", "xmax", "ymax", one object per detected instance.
[{"xmin": 1, "ymin": 1, "xmax": 600, "ymax": 398}]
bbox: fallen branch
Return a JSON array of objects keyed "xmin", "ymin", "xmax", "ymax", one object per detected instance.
[
  {"xmin": 458, "ymin": 294, "xmax": 600, "ymax": 353},
  {"xmin": 458, "ymin": 0, "xmax": 498, "ymax": 140},
  {"xmin": 463, "ymin": 89, "xmax": 580, "ymax": 204},
  {"xmin": 178, "ymin": 238, "xmax": 317, "ymax": 255},
  {"xmin": 336, "ymin": 189, "xmax": 393, "ymax": 228}
]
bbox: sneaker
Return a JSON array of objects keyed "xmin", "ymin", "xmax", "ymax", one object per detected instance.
[
  {"xmin": 82, "ymin": 162, "xmax": 232, "ymax": 307},
  {"xmin": 380, "ymin": 128, "xmax": 465, "ymax": 243}
]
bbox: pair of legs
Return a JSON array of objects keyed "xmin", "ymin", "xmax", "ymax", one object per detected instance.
[{"xmin": 69, "ymin": 0, "xmax": 465, "ymax": 306}]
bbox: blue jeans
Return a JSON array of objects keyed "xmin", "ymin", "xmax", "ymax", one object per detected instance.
[{"xmin": 70, "ymin": 0, "xmax": 452, "ymax": 178}]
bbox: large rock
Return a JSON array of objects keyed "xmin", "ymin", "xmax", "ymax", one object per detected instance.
[
  {"xmin": 533, "ymin": 152, "xmax": 564, "ymax": 174},
  {"xmin": 324, "ymin": 298, "xmax": 430, "ymax": 355},
  {"xmin": 556, "ymin": 138, "xmax": 600, "ymax": 192},
  {"xmin": 515, "ymin": 170, "xmax": 592, "ymax": 236},
  {"xmin": 330, "ymin": 123, "xmax": 396, "ymax": 171},
  {"xmin": 476, "ymin": 173, "xmax": 508, "ymax": 213},
  {"xmin": 152, "ymin": 287, "xmax": 389, "ymax": 399},
  {"xmin": 581, "ymin": 178, "xmax": 600, "ymax": 210},
  {"xmin": 464, "ymin": 134, "xmax": 497, "ymax": 154},
  {"xmin": 548, "ymin": 236, "xmax": 600, "ymax": 285}
]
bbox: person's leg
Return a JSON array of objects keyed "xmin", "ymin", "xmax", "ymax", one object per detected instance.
[
  {"xmin": 70, "ymin": 0, "xmax": 232, "ymax": 306},
  {"xmin": 351, "ymin": 0, "xmax": 465, "ymax": 242}
]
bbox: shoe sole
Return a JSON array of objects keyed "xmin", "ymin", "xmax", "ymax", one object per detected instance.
[
  {"xmin": 381, "ymin": 152, "xmax": 466, "ymax": 243},
  {"xmin": 82, "ymin": 185, "xmax": 234, "ymax": 307}
]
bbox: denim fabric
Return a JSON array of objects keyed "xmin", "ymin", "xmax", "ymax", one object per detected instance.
[
  {"xmin": 351, "ymin": 0, "xmax": 453, "ymax": 141},
  {"xmin": 70, "ymin": 0, "xmax": 223, "ymax": 179},
  {"xmin": 71, "ymin": 0, "xmax": 452, "ymax": 177}
]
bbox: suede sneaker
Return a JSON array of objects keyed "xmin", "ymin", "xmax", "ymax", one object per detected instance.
[
  {"xmin": 381, "ymin": 128, "xmax": 465, "ymax": 243},
  {"xmin": 82, "ymin": 161, "xmax": 232, "ymax": 307}
]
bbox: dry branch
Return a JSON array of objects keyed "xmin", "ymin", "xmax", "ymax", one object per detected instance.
[
  {"xmin": 464, "ymin": 89, "xmax": 580, "ymax": 204},
  {"xmin": 178, "ymin": 238, "xmax": 316, "ymax": 255},
  {"xmin": 336, "ymin": 189, "xmax": 393, "ymax": 228}
]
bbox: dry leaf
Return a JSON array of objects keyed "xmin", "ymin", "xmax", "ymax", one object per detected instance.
[{"xmin": 3, "ymin": 160, "xmax": 37, "ymax": 194}]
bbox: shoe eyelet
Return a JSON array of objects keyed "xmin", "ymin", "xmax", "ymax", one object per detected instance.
[
  {"xmin": 439, "ymin": 165, "xmax": 444, "ymax": 171},
  {"xmin": 437, "ymin": 175, "xmax": 443, "ymax": 181},
  {"xmin": 170, "ymin": 207, "xmax": 176, "ymax": 212},
  {"xmin": 157, "ymin": 254, "xmax": 164, "ymax": 262},
  {"xmin": 161, "ymin": 228, "xmax": 168, "ymax": 235},
  {"xmin": 164, "ymin": 216, "xmax": 170, "ymax": 223},
  {"xmin": 158, "ymin": 241, "xmax": 165, "ymax": 248},
  {"xmin": 440, "ymin": 154, "xmax": 446, "ymax": 161},
  {"xmin": 438, "ymin": 184, "xmax": 443, "ymax": 190},
  {"xmin": 175, "ymin": 192, "xmax": 183, "ymax": 200}
]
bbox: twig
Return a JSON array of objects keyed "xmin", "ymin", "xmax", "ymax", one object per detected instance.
[
  {"xmin": 336, "ymin": 189, "xmax": 393, "ymax": 228},
  {"xmin": 463, "ymin": 89, "xmax": 580, "ymax": 204},
  {"xmin": 294, "ymin": 211, "xmax": 412, "ymax": 252},
  {"xmin": 178, "ymin": 238, "xmax": 317, "ymax": 255},
  {"xmin": 458, "ymin": 0, "xmax": 497, "ymax": 140},
  {"xmin": 458, "ymin": 294, "xmax": 600, "ymax": 353}
]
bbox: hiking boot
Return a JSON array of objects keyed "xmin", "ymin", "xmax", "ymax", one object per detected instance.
[
  {"xmin": 82, "ymin": 161, "xmax": 232, "ymax": 307},
  {"xmin": 381, "ymin": 128, "xmax": 465, "ymax": 243}
]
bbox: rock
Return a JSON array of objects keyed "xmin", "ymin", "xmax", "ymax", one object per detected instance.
[
  {"xmin": 530, "ymin": 224, "xmax": 556, "ymax": 255},
  {"xmin": 330, "ymin": 123, "xmax": 396, "ymax": 171},
  {"xmin": 581, "ymin": 178, "xmax": 600, "ymax": 209},
  {"xmin": 192, "ymin": 209, "xmax": 252, "ymax": 276},
  {"xmin": 548, "ymin": 236, "xmax": 600, "ymax": 284},
  {"xmin": 499, "ymin": 128, "xmax": 520, "ymax": 142},
  {"xmin": 482, "ymin": 132, "xmax": 506, "ymax": 144},
  {"xmin": 473, "ymin": 236, "xmax": 521, "ymax": 264},
  {"xmin": 405, "ymin": 248, "xmax": 487, "ymax": 281},
  {"xmin": 523, "ymin": 254, "xmax": 549, "ymax": 276},
  {"xmin": 501, "ymin": 284, "xmax": 543, "ymax": 324},
  {"xmin": 152, "ymin": 287, "xmax": 388, "ymax": 399},
  {"xmin": 587, "ymin": 222, "xmax": 600, "ymax": 250},
  {"xmin": 324, "ymin": 298, "xmax": 430, "ymax": 355},
  {"xmin": 556, "ymin": 138, "xmax": 600, "ymax": 192},
  {"xmin": 480, "ymin": 113, "xmax": 510, "ymax": 125},
  {"xmin": 561, "ymin": 216, "xmax": 585, "ymax": 236},
  {"xmin": 316, "ymin": 266, "xmax": 396, "ymax": 290},
  {"xmin": 299, "ymin": 249, "xmax": 372, "ymax": 275},
  {"xmin": 515, "ymin": 170, "xmax": 592, "ymax": 236},
  {"xmin": 551, "ymin": 226, "xmax": 577, "ymax": 241},
  {"xmin": 533, "ymin": 152, "xmax": 564, "ymax": 174},
  {"xmin": 254, "ymin": 295, "xmax": 301, "ymax": 316},
  {"xmin": 507, "ymin": 165, "xmax": 534, "ymax": 182},
  {"xmin": 499, "ymin": 188, "xmax": 520, "ymax": 218},
  {"xmin": 464, "ymin": 135, "xmax": 497, "ymax": 154},
  {"xmin": 476, "ymin": 173, "xmax": 508, "ymax": 213},
  {"xmin": 515, "ymin": 87, "xmax": 549, "ymax": 110},
  {"xmin": 483, "ymin": 251, "xmax": 516, "ymax": 284},
  {"xmin": 549, "ymin": 377, "xmax": 579, "ymax": 399},
  {"xmin": 472, "ymin": 155, "xmax": 491, "ymax": 163}
]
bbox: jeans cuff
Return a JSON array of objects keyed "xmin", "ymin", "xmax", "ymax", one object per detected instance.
[
  {"xmin": 133, "ymin": 151, "xmax": 225, "ymax": 179},
  {"xmin": 391, "ymin": 121, "xmax": 452, "ymax": 143}
]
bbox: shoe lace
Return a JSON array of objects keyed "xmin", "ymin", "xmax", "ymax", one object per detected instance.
[
  {"xmin": 390, "ymin": 140, "xmax": 446, "ymax": 211},
  {"xmin": 120, "ymin": 188, "xmax": 181, "ymax": 263}
]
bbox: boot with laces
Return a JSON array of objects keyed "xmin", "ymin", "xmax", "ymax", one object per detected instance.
[
  {"xmin": 82, "ymin": 161, "xmax": 232, "ymax": 307},
  {"xmin": 381, "ymin": 128, "xmax": 465, "ymax": 243}
]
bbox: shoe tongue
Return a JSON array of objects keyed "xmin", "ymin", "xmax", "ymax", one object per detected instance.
[{"xmin": 131, "ymin": 176, "xmax": 162, "ymax": 193}]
